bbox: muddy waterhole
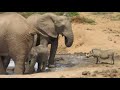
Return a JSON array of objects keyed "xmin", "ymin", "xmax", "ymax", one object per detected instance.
[{"xmin": 7, "ymin": 54, "xmax": 119, "ymax": 75}]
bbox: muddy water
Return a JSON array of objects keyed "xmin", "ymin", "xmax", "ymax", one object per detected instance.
[
  {"xmin": 48, "ymin": 54, "xmax": 95, "ymax": 72},
  {"xmin": 6, "ymin": 54, "xmax": 96, "ymax": 74}
]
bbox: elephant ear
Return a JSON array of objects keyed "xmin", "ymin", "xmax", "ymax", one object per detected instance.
[{"xmin": 36, "ymin": 17, "xmax": 58, "ymax": 38}]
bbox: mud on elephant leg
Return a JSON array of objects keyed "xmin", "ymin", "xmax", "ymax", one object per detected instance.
[
  {"xmin": 24, "ymin": 57, "xmax": 36, "ymax": 74},
  {"xmin": 0, "ymin": 57, "xmax": 6, "ymax": 74},
  {"xmin": 13, "ymin": 55, "xmax": 26, "ymax": 74},
  {"xmin": 2, "ymin": 56, "xmax": 11, "ymax": 71},
  {"xmin": 1, "ymin": 56, "xmax": 11, "ymax": 75}
]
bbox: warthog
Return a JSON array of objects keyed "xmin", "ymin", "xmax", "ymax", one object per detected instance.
[{"xmin": 87, "ymin": 49, "xmax": 115, "ymax": 65}]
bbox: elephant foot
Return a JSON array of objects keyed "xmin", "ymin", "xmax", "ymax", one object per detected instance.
[
  {"xmin": 0, "ymin": 72, "xmax": 8, "ymax": 75},
  {"xmin": 48, "ymin": 64, "xmax": 56, "ymax": 68},
  {"xmin": 37, "ymin": 69, "xmax": 45, "ymax": 73},
  {"xmin": 5, "ymin": 72, "xmax": 9, "ymax": 75},
  {"xmin": 24, "ymin": 69, "xmax": 35, "ymax": 74}
]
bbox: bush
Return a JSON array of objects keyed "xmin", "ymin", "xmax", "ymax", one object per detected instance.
[
  {"xmin": 52, "ymin": 12, "xmax": 79, "ymax": 17},
  {"xmin": 71, "ymin": 16, "xmax": 96, "ymax": 25},
  {"xmin": 67, "ymin": 12, "xmax": 79, "ymax": 17},
  {"xmin": 111, "ymin": 14, "xmax": 120, "ymax": 21},
  {"xmin": 92, "ymin": 12, "xmax": 113, "ymax": 15}
]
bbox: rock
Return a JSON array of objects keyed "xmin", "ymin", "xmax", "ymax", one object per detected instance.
[
  {"xmin": 108, "ymin": 37, "xmax": 112, "ymax": 41},
  {"xmin": 106, "ymin": 65, "xmax": 109, "ymax": 67},
  {"xmin": 101, "ymin": 70, "xmax": 110, "ymax": 74},
  {"xmin": 115, "ymin": 34, "xmax": 120, "ymax": 37},
  {"xmin": 82, "ymin": 71, "xmax": 91, "ymax": 76},
  {"xmin": 111, "ymin": 69, "xmax": 118, "ymax": 73},
  {"xmin": 93, "ymin": 70, "xmax": 99, "ymax": 74},
  {"xmin": 109, "ymin": 73, "xmax": 117, "ymax": 78},
  {"xmin": 91, "ymin": 73, "xmax": 97, "ymax": 77},
  {"xmin": 60, "ymin": 75, "xmax": 65, "ymax": 78},
  {"xmin": 114, "ymin": 41, "xmax": 116, "ymax": 43},
  {"xmin": 103, "ymin": 74, "xmax": 109, "ymax": 77},
  {"xmin": 86, "ymin": 28, "xmax": 92, "ymax": 31}
]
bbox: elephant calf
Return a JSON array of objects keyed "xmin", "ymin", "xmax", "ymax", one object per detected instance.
[
  {"xmin": 87, "ymin": 49, "xmax": 115, "ymax": 65},
  {"xmin": 24, "ymin": 45, "xmax": 48, "ymax": 74}
]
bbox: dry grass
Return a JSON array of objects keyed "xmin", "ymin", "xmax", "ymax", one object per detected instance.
[{"xmin": 71, "ymin": 16, "xmax": 96, "ymax": 24}]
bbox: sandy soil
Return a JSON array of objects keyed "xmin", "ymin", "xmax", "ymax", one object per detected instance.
[
  {"xmin": 58, "ymin": 12, "xmax": 120, "ymax": 54},
  {"xmin": 1, "ymin": 60, "xmax": 120, "ymax": 78},
  {"xmin": 1, "ymin": 12, "xmax": 120, "ymax": 78}
]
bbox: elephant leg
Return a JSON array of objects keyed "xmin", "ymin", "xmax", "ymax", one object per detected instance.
[
  {"xmin": 37, "ymin": 47, "xmax": 48, "ymax": 72},
  {"xmin": 37, "ymin": 55, "xmax": 41, "ymax": 72},
  {"xmin": 13, "ymin": 55, "xmax": 27, "ymax": 74},
  {"xmin": 48, "ymin": 38, "xmax": 58, "ymax": 68},
  {"xmin": 2, "ymin": 56, "xmax": 11, "ymax": 70},
  {"xmin": 9, "ymin": 48, "xmax": 28, "ymax": 74},
  {"xmin": 37, "ymin": 54, "xmax": 48, "ymax": 72},
  {"xmin": 0, "ymin": 57, "xmax": 6, "ymax": 74},
  {"xmin": 24, "ymin": 57, "xmax": 36, "ymax": 74}
]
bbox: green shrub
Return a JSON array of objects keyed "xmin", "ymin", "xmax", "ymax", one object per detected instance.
[{"xmin": 67, "ymin": 12, "xmax": 79, "ymax": 17}]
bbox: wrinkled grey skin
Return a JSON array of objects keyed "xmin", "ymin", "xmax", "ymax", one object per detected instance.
[
  {"xmin": 25, "ymin": 13, "xmax": 74, "ymax": 73},
  {"xmin": 24, "ymin": 44, "xmax": 48, "ymax": 74},
  {"xmin": 0, "ymin": 12, "xmax": 46, "ymax": 74},
  {"xmin": 24, "ymin": 34, "xmax": 48, "ymax": 74},
  {"xmin": 0, "ymin": 56, "xmax": 11, "ymax": 74},
  {"xmin": 87, "ymin": 49, "xmax": 115, "ymax": 64}
]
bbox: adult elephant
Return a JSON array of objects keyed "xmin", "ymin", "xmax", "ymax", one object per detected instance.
[
  {"xmin": 0, "ymin": 12, "xmax": 46, "ymax": 74},
  {"xmin": 26, "ymin": 13, "xmax": 74, "ymax": 71}
]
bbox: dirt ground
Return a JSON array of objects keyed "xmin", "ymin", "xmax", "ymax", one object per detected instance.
[{"xmin": 1, "ymin": 12, "xmax": 120, "ymax": 78}]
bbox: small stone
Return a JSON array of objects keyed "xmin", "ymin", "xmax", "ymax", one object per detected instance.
[
  {"xmin": 101, "ymin": 70, "xmax": 110, "ymax": 74},
  {"xmin": 103, "ymin": 74, "xmax": 109, "ymax": 77},
  {"xmin": 91, "ymin": 73, "xmax": 96, "ymax": 77},
  {"xmin": 106, "ymin": 65, "xmax": 109, "ymax": 67},
  {"xmin": 115, "ymin": 35, "xmax": 119, "ymax": 37},
  {"xmin": 82, "ymin": 71, "xmax": 91, "ymax": 76},
  {"xmin": 114, "ymin": 41, "xmax": 116, "ymax": 43},
  {"xmin": 86, "ymin": 28, "xmax": 92, "ymax": 30},
  {"xmin": 111, "ymin": 69, "xmax": 118, "ymax": 73},
  {"xmin": 109, "ymin": 73, "xmax": 117, "ymax": 78},
  {"xmin": 93, "ymin": 70, "xmax": 99, "ymax": 74},
  {"xmin": 60, "ymin": 75, "xmax": 65, "ymax": 78}
]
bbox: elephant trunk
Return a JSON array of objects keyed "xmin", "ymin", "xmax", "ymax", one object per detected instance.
[{"xmin": 63, "ymin": 31, "xmax": 74, "ymax": 47}]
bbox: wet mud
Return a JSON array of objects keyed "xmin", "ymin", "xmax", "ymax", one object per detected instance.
[{"xmin": 6, "ymin": 54, "xmax": 120, "ymax": 75}]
